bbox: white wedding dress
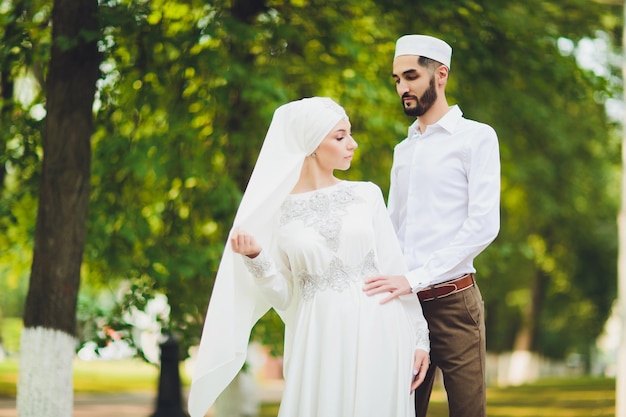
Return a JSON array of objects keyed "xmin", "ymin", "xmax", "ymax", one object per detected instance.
[{"xmin": 245, "ymin": 181, "xmax": 429, "ymax": 417}]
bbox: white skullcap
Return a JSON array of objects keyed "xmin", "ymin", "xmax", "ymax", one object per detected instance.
[{"xmin": 394, "ymin": 35, "xmax": 452, "ymax": 69}]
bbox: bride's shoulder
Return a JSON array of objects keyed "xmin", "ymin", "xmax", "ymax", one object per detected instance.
[{"xmin": 341, "ymin": 180, "xmax": 383, "ymax": 198}]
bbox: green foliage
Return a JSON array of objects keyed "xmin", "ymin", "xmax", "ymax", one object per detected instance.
[
  {"xmin": 0, "ymin": 317, "xmax": 23, "ymax": 354},
  {"xmin": 0, "ymin": 0, "xmax": 49, "ymax": 324},
  {"xmin": 0, "ymin": 0, "xmax": 620, "ymax": 362}
]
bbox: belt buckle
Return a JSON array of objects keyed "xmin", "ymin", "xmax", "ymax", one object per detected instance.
[
  {"xmin": 440, "ymin": 283, "xmax": 458, "ymax": 297},
  {"xmin": 428, "ymin": 286, "xmax": 438, "ymax": 300},
  {"xmin": 418, "ymin": 274, "xmax": 472, "ymax": 302}
]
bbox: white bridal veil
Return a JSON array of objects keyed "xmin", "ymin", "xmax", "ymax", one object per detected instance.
[{"xmin": 187, "ymin": 97, "xmax": 348, "ymax": 417}]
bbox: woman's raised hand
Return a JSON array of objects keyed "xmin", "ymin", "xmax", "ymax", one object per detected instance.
[{"xmin": 230, "ymin": 228, "xmax": 262, "ymax": 258}]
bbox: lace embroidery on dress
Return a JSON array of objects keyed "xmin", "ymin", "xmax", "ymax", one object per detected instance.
[
  {"xmin": 299, "ymin": 250, "xmax": 378, "ymax": 300},
  {"xmin": 415, "ymin": 332, "xmax": 430, "ymax": 352},
  {"xmin": 243, "ymin": 252, "xmax": 272, "ymax": 279},
  {"xmin": 280, "ymin": 183, "xmax": 362, "ymax": 251}
]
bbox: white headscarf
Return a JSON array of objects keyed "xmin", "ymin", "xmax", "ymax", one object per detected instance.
[{"xmin": 188, "ymin": 97, "xmax": 348, "ymax": 417}]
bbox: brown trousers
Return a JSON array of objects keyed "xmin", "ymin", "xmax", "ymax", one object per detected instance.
[{"xmin": 414, "ymin": 283, "xmax": 486, "ymax": 417}]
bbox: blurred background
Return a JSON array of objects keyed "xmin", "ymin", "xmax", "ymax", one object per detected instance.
[{"xmin": 0, "ymin": 0, "xmax": 623, "ymax": 416}]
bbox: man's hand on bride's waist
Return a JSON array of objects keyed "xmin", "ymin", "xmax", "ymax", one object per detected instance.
[{"xmin": 363, "ymin": 275, "xmax": 412, "ymax": 303}]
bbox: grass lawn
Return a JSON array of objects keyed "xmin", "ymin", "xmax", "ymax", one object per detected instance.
[
  {"xmin": 259, "ymin": 377, "xmax": 615, "ymax": 417},
  {"xmin": 484, "ymin": 377, "xmax": 615, "ymax": 417},
  {"xmin": 0, "ymin": 357, "xmax": 163, "ymax": 397},
  {"xmin": 1, "ymin": 357, "xmax": 615, "ymax": 416}
]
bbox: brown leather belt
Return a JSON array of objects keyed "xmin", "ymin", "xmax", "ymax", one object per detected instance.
[{"xmin": 417, "ymin": 274, "xmax": 475, "ymax": 302}]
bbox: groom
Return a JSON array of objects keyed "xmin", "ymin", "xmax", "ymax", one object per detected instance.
[{"xmin": 364, "ymin": 34, "xmax": 501, "ymax": 417}]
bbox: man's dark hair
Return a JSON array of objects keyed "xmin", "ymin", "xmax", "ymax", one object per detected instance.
[{"xmin": 418, "ymin": 56, "xmax": 445, "ymax": 72}]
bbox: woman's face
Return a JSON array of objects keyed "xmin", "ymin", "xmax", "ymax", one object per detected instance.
[{"xmin": 314, "ymin": 119, "xmax": 357, "ymax": 171}]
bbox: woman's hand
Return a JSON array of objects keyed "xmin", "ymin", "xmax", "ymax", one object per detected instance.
[
  {"xmin": 230, "ymin": 229, "xmax": 262, "ymax": 258},
  {"xmin": 410, "ymin": 349, "xmax": 430, "ymax": 392}
]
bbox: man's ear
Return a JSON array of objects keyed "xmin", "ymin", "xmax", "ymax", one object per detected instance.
[
  {"xmin": 436, "ymin": 65, "xmax": 449, "ymax": 85},
  {"xmin": 435, "ymin": 65, "xmax": 450, "ymax": 86}
]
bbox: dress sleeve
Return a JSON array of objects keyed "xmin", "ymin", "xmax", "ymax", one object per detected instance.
[
  {"xmin": 368, "ymin": 182, "xmax": 429, "ymax": 352},
  {"xmin": 241, "ymin": 245, "xmax": 293, "ymax": 311}
]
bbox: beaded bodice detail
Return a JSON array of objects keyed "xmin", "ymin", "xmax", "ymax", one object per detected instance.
[
  {"xmin": 276, "ymin": 182, "xmax": 377, "ymax": 299},
  {"xmin": 299, "ymin": 250, "xmax": 378, "ymax": 300},
  {"xmin": 243, "ymin": 182, "xmax": 390, "ymax": 299},
  {"xmin": 280, "ymin": 182, "xmax": 363, "ymax": 252}
]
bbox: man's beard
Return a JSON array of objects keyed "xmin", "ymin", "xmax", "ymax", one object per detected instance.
[{"xmin": 402, "ymin": 76, "xmax": 437, "ymax": 117}]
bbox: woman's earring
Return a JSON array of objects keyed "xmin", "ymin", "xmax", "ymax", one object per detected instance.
[{"xmin": 310, "ymin": 152, "xmax": 317, "ymax": 158}]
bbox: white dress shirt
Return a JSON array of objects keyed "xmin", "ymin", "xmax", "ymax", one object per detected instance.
[{"xmin": 388, "ymin": 105, "xmax": 500, "ymax": 291}]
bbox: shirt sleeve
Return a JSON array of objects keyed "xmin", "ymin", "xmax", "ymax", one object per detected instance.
[{"xmin": 405, "ymin": 125, "xmax": 500, "ymax": 289}]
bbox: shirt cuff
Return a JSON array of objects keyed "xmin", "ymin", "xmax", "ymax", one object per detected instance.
[{"xmin": 406, "ymin": 268, "xmax": 429, "ymax": 293}]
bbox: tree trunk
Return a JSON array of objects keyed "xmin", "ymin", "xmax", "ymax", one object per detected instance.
[
  {"xmin": 507, "ymin": 270, "xmax": 546, "ymax": 385},
  {"xmin": 17, "ymin": 1, "xmax": 100, "ymax": 416},
  {"xmin": 513, "ymin": 270, "xmax": 546, "ymax": 352}
]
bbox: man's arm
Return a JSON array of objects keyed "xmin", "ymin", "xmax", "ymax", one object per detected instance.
[
  {"xmin": 369, "ymin": 125, "xmax": 500, "ymax": 301},
  {"xmin": 363, "ymin": 275, "xmax": 412, "ymax": 303}
]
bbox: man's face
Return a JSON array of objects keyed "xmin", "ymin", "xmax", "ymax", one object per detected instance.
[{"xmin": 392, "ymin": 55, "xmax": 437, "ymax": 117}]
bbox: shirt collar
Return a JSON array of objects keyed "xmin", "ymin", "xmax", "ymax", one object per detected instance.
[{"xmin": 407, "ymin": 105, "xmax": 463, "ymax": 139}]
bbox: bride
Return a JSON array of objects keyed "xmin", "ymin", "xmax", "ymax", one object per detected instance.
[{"xmin": 188, "ymin": 97, "xmax": 429, "ymax": 417}]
